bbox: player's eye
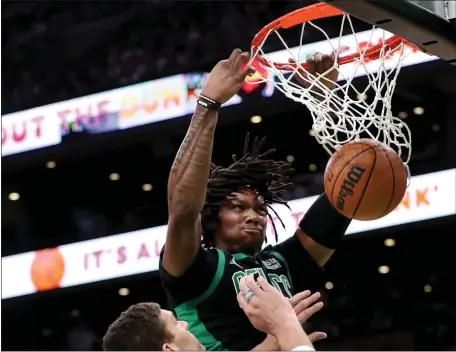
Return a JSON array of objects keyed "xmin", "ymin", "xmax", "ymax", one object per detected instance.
[
  {"xmin": 257, "ymin": 207, "xmax": 268, "ymax": 215},
  {"xmin": 231, "ymin": 204, "xmax": 244, "ymax": 210}
]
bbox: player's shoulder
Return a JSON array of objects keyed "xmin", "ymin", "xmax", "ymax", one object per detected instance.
[
  {"xmin": 259, "ymin": 244, "xmax": 277, "ymax": 256},
  {"xmin": 258, "ymin": 245, "xmax": 289, "ymax": 266}
]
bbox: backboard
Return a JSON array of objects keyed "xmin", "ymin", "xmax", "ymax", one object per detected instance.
[
  {"xmin": 409, "ymin": 0, "xmax": 455, "ymax": 23},
  {"xmin": 319, "ymin": 0, "xmax": 456, "ymax": 65}
]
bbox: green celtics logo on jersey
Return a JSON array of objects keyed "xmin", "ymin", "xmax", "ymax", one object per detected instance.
[{"xmin": 231, "ymin": 268, "xmax": 292, "ymax": 298}]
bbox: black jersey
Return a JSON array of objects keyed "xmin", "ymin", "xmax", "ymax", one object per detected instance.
[{"xmin": 159, "ymin": 233, "xmax": 323, "ymax": 351}]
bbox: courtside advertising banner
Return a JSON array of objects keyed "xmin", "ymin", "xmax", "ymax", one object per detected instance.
[
  {"xmin": 1, "ymin": 75, "xmax": 242, "ymax": 157},
  {"xmin": 2, "ymin": 75, "xmax": 185, "ymax": 156},
  {"xmin": 1, "ymin": 109, "xmax": 63, "ymax": 157},
  {"xmin": 2, "ymin": 168, "xmax": 455, "ymax": 300},
  {"xmin": 2, "ymin": 30, "xmax": 436, "ymax": 157}
]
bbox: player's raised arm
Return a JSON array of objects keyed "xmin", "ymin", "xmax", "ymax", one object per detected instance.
[{"xmin": 163, "ymin": 49, "xmax": 255, "ymax": 277}]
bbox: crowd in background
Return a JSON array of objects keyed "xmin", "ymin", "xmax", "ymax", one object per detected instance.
[{"xmin": 2, "ymin": 0, "xmax": 309, "ymax": 115}]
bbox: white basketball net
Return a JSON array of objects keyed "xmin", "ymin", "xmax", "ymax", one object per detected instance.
[{"xmin": 249, "ymin": 13, "xmax": 414, "ymax": 168}]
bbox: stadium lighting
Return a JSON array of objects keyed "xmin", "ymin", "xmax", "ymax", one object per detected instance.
[
  {"xmin": 286, "ymin": 155, "xmax": 295, "ymax": 163},
  {"xmin": 118, "ymin": 288, "xmax": 130, "ymax": 296},
  {"xmin": 384, "ymin": 238, "xmax": 396, "ymax": 247},
  {"xmin": 109, "ymin": 173, "xmax": 120, "ymax": 181},
  {"xmin": 9, "ymin": 192, "xmax": 20, "ymax": 201},
  {"xmin": 142, "ymin": 183, "xmax": 153, "ymax": 191},
  {"xmin": 413, "ymin": 106, "xmax": 424, "ymax": 115},
  {"xmin": 46, "ymin": 161, "xmax": 56, "ymax": 169},
  {"xmin": 250, "ymin": 115, "xmax": 262, "ymax": 124}
]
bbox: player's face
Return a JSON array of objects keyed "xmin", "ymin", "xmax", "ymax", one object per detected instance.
[
  {"xmin": 161, "ymin": 310, "xmax": 205, "ymax": 351},
  {"xmin": 215, "ymin": 189, "xmax": 268, "ymax": 253}
]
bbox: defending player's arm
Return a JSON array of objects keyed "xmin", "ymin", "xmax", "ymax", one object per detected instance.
[
  {"xmin": 250, "ymin": 290, "xmax": 327, "ymax": 351},
  {"xmin": 163, "ymin": 49, "xmax": 255, "ymax": 277},
  {"xmin": 238, "ymin": 276, "xmax": 322, "ymax": 351},
  {"xmin": 289, "ymin": 53, "xmax": 351, "ymax": 268}
]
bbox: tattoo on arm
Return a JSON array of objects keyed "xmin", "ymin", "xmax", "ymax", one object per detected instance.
[{"xmin": 168, "ymin": 105, "xmax": 218, "ymax": 218}]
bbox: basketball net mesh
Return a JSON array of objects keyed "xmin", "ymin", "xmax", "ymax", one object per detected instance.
[{"xmin": 249, "ymin": 13, "xmax": 413, "ymax": 174}]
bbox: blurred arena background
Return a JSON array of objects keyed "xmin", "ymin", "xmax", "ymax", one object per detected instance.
[{"xmin": 1, "ymin": 0, "xmax": 456, "ymax": 350}]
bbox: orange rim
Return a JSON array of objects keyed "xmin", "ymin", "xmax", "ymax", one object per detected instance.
[{"xmin": 251, "ymin": 3, "xmax": 411, "ymax": 70}]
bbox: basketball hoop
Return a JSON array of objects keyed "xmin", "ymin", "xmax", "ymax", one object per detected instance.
[{"xmin": 249, "ymin": 3, "xmax": 423, "ymax": 172}]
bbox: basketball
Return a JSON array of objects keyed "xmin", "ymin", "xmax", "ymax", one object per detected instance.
[
  {"xmin": 324, "ymin": 139, "xmax": 407, "ymax": 221},
  {"xmin": 30, "ymin": 248, "xmax": 65, "ymax": 292}
]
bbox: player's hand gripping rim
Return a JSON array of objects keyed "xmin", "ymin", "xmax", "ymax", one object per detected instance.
[
  {"xmin": 288, "ymin": 52, "xmax": 338, "ymax": 92},
  {"xmin": 200, "ymin": 48, "xmax": 256, "ymax": 104}
]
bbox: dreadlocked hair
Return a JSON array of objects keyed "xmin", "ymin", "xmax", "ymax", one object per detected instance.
[{"xmin": 201, "ymin": 133, "xmax": 294, "ymax": 248}]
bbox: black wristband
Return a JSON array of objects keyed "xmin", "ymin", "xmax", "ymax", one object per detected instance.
[
  {"xmin": 299, "ymin": 193, "xmax": 351, "ymax": 249},
  {"xmin": 197, "ymin": 94, "xmax": 222, "ymax": 111}
]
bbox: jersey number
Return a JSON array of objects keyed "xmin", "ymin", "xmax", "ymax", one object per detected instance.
[{"xmin": 232, "ymin": 269, "xmax": 292, "ymax": 298}]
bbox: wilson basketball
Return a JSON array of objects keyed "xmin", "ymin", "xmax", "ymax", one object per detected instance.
[
  {"xmin": 30, "ymin": 248, "xmax": 65, "ymax": 291},
  {"xmin": 324, "ymin": 139, "xmax": 407, "ymax": 221}
]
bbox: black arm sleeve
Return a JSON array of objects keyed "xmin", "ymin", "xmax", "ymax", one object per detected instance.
[
  {"xmin": 159, "ymin": 246, "xmax": 219, "ymax": 306},
  {"xmin": 272, "ymin": 232, "xmax": 323, "ymax": 292}
]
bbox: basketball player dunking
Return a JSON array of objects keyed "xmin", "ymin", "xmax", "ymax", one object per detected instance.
[{"xmin": 158, "ymin": 49, "xmax": 351, "ymax": 351}]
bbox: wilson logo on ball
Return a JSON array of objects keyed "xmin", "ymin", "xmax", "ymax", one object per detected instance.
[{"xmin": 336, "ymin": 165, "xmax": 366, "ymax": 211}]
